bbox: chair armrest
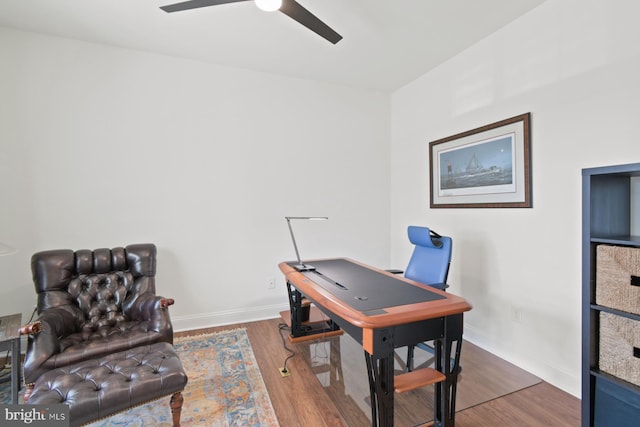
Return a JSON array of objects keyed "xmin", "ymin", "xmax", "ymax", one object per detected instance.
[
  {"xmin": 125, "ymin": 293, "xmax": 175, "ymax": 342},
  {"xmin": 22, "ymin": 307, "xmax": 80, "ymax": 384},
  {"xmin": 383, "ymin": 268, "xmax": 448, "ymax": 290},
  {"xmin": 126, "ymin": 293, "xmax": 174, "ymax": 319},
  {"xmin": 19, "ymin": 321, "xmax": 42, "ymax": 335},
  {"xmin": 160, "ymin": 298, "xmax": 175, "ymax": 308}
]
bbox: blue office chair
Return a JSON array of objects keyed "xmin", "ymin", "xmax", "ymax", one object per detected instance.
[
  {"xmin": 404, "ymin": 226, "xmax": 451, "ymax": 291},
  {"xmin": 395, "ymin": 226, "xmax": 452, "ymax": 371}
]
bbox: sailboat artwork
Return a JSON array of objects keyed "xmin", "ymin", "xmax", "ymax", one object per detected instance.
[
  {"xmin": 438, "ymin": 134, "xmax": 516, "ymax": 195},
  {"xmin": 464, "ymin": 154, "xmax": 502, "ymax": 177},
  {"xmin": 429, "ymin": 112, "xmax": 531, "ymax": 208}
]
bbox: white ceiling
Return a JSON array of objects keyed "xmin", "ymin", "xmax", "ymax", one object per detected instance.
[{"xmin": 0, "ymin": 0, "xmax": 545, "ymax": 92}]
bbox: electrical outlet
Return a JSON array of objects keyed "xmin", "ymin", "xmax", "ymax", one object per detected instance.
[
  {"xmin": 511, "ymin": 306, "xmax": 523, "ymax": 323},
  {"xmin": 267, "ymin": 277, "xmax": 276, "ymax": 289},
  {"xmin": 279, "ymin": 367, "xmax": 291, "ymax": 377}
]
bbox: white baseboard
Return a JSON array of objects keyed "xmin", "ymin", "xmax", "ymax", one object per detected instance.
[{"xmin": 171, "ymin": 303, "xmax": 290, "ymax": 332}]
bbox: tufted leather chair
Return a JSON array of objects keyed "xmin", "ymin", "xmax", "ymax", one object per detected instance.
[{"xmin": 21, "ymin": 243, "xmax": 175, "ymax": 394}]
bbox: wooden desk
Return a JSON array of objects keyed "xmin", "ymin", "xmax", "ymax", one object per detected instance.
[
  {"xmin": 279, "ymin": 258, "xmax": 472, "ymax": 427},
  {"xmin": 0, "ymin": 313, "xmax": 22, "ymax": 404}
]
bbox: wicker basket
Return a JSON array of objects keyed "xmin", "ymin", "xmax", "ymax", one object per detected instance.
[
  {"xmin": 596, "ymin": 245, "xmax": 640, "ymax": 315},
  {"xmin": 599, "ymin": 312, "xmax": 640, "ymax": 386}
]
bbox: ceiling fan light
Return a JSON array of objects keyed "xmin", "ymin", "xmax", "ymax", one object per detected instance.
[{"xmin": 255, "ymin": 0, "xmax": 282, "ymax": 12}]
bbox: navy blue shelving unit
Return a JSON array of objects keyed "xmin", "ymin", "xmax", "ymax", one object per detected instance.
[{"xmin": 582, "ymin": 163, "xmax": 640, "ymax": 426}]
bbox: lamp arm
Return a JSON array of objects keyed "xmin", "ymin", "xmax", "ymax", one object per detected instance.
[
  {"xmin": 286, "ymin": 217, "xmax": 303, "ymax": 266},
  {"xmin": 285, "ymin": 216, "xmax": 327, "ymax": 271}
]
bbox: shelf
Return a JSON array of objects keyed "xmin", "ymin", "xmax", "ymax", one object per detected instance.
[
  {"xmin": 279, "ymin": 308, "xmax": 344, "ymax": 343},
  {"xmin": 590, "ymin": 304, "xmax": 640, "ymax": 322},
  {"xmin": 590, "ymin": 370, "xmax": 640, "ymax": 394},
  {"xmin": 394, "ymin": 368, "xmax": 445, "ymax": 393},
  {"xmin": 583, "ymin": 163, "xmax": 640, "ymax": 177},
  {"xmin": 279, "ymin": 306, "xmax": 334, "ymax": 327},
  {"xmin": 583, "ymin": 163, "xmax": 640, "ymax": 427},
  {"xmin": 591, "ymin": 236, "xmax": 640, "ymax": 246}
]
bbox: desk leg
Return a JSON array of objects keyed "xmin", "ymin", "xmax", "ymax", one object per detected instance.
[
  {"xmin": 364, "ymin": 329, "xmax": 394, "ymax": 427},
  {"xmin": 11, "ymin": 337, "xmax": 20, "ymax": 404},
  {"xmin": 286, "ymin": 282, "xmax": 306, "ymax": 338},
  {"xmin": 433, "ymin": 313, "xmax": 463, "ymax": 427}
]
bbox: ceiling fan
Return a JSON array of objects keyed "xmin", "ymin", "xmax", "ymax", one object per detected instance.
[{"xmin": 160, "ymin": 0, "xmax": 343, "ymax": 44}]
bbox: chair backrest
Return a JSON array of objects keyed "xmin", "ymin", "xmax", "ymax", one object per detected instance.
[
  {"xmin": 31, "ymin": 243, "xmax": 157, "ymax": 330},
  {"xmin": 403, "ymin": 226, "xmax": 452, "ymax": 288}
]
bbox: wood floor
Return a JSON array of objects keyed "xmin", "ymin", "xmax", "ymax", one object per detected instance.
[{"xmin": 176, "ymin": 318, "xmax": 580, "ymax": 427}]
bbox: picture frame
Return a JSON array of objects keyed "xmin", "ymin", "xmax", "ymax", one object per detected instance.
[{"xmin": 429, "ymin": 113, "xmax": 531, "ymax": 208}]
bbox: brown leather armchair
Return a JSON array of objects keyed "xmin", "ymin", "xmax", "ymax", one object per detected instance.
[{"xmin": 21, "ymin": 243, "xmax": 175, "ymax": 398}]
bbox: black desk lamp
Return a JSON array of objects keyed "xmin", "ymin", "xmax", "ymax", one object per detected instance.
[{"xmin": 285, "ymin": 216, "xmax": 328, "ymax": 271}]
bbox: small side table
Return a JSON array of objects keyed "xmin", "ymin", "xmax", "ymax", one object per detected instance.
[{"xmin": 0, "ymin": 313, "xmax": 22, "ymax": 404}]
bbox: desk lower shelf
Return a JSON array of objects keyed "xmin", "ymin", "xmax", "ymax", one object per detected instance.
[
  {"xmin": 394, "ymin": 368, "xmax": 445, "ymax": 393},
  {"xmin": 279, "ymin": 307, "xmax": 343, "ymax": 343}
]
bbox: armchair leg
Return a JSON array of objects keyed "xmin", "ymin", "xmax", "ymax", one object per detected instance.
[{"xmin": 170, "ymin": 391, "xmax": 184, "ymax": 427}]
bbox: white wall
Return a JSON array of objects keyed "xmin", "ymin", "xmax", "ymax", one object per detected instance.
[
  {"xmin": 390, "ymin": 0, "xmax": 640, "ymax": 397},
  {"xmin": 0, "ymin": 27, "xmax": 391, "ymax": 331},
  {"xmin": 5, "ymin": 0, "xmax": 640, "ymax": 400}
]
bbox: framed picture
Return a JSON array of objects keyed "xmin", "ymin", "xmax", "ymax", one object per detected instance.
[{"xmin": 429, "ymin": 113, "xmax": 531, "ymax": 208}]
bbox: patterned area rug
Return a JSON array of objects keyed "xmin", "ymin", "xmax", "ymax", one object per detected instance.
[{"xmin": 0, "ymin": 328, "xmax": 280, "ymax": 427}]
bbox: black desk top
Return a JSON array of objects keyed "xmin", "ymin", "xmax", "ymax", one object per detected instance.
[
  {"xmin": 298, "ymin": 259, "xmax": 445, "ymax": 314},
  {"xmin": 281, "ymin": 257, "xmax": 471, "ymax": 330}
]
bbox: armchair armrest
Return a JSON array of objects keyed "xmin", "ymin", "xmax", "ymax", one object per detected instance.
[
  {"xmin": 22, "ymin": 307, "xmax": 80, "ymax": 384},
  {"xmin": 19, "ymin": 321, "xmax": 42, "ymax": 335},
  {"xmin": 160, "ymin": 298, "xmax": 175, "ymax": 308},
  {"xmin": 124, "ymin": 293, "xmax": 175, "ymax": 342},
  {"xmin": 126, "ymin": 293, "xmax": 174, "ymax": 319}
]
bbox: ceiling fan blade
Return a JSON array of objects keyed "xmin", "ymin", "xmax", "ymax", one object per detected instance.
[
  {"xmin": 160, "ymin": 0, "xmax": 250, "ymax": 13},
  {"xmin": 279, "ymin": 0, "xmax": 342, "ymax": 44}
]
